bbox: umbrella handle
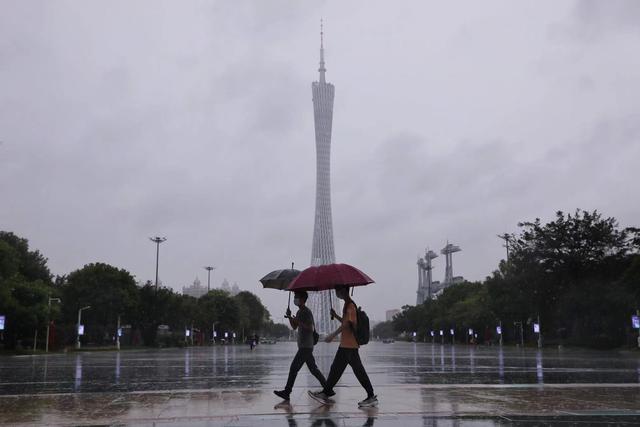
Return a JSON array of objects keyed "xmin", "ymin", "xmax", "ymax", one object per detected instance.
[
  {"xmin": 329, "ymin": 291, "xmax": 333, "ymax": 320},
  {"xmin": 288, "ymin": 291, "xmax": 291, "ymax": 310}
]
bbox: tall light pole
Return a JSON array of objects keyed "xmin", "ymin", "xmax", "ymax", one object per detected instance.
[
  {"xmin": 45, "ymin": 297, "xmax": 61, "ymax": 353},
  {"xmin": 203, "ymin": 266, "xmax": 216, "ymax": 292},
  {"xmin": 497, "ymin": 234, "xmax": 511, "ymax": 261},
  {"xmin": 76, "ymin": 306, "xmax": 91, "ymax": 350},
  {"xmin": 149, "ymin": 237, "xmax": 167, "ymax": 291}
]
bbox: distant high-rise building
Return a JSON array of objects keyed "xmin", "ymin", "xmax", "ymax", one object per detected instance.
[
  {"xmin": 308, "ymin": 22, "xmax": 340, "ymax": 335},
  {"xmin": 415, "ymin": 244, "xmax": 464, "ymax": 302},
  {"xmin": 416, "ymin": 249, "xmax": 438, "ymax": 304},
  {"xmin": 441, "ymin": 243, "xmax": 461, "ymax": 285},
  {"xmin": 231, "ymin": 282, "xmax": 240, "ymax": 296},
  {"xmin": 221, "ymin": 278, "xmax": 231, "ymax": 293},
  {"xmin": 386, "ymin": 309, "xmax": 401, "ymax": 322},
  {"xmin": 182, "ymin": 277, "xmax": 206, "ymax": 299}
]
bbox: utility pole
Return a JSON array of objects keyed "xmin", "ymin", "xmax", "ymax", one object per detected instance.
[
  {"xmin": 149, "ymin": 237, "xmax": 167, "ymax": 291},
  {"xmin": 76, "ymin": 306, "xmax": 91, "ymax": 350},
  {"xmin": 203, "ymin": 266, "xmax": 216, "ymax": 292},
  {"xmin": 514, "ymin": 321, "xmax": 524, "ymax": 347},
  {"xmin": 537, "ymin": 314, "xmax": 542, "ymax": 349},
  {"xmin": 497, "ymin": 234, "xmax": 511, "ymax": 261},
  {"xmin": 45, "ymin": 297, "xmax": 61, "ymax": 353}
]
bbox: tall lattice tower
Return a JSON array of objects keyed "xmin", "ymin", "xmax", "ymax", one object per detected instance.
[
  {"xmin": 416, "ymin": 249, "xmax": 438, "ymax": 304},
  {"xmin": 441, "ymin": 242, "xmax": 461, "ymax": 285},
  {"xmin": 309, "ymin": 21, "xmax": 339, "ymax": 335}
]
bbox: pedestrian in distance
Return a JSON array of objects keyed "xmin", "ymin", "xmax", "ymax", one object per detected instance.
[
  {"xmin": 274, "ymin": 290, "xmax": 327, "ymax": 401},
  {"xmin": 309, "ymin": 286, "xmax": 378, "ymax": 407}
]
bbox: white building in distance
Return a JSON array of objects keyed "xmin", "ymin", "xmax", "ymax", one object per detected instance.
[
  {"xmin": 182, "ymin": 277, "xmax": 206, "ymax": 299},
  {"xmin": 386, "ymin": 309, "xmax": 401, "ymax": 322}
]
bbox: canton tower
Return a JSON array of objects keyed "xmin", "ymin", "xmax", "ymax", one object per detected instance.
[{"xmin": 309, "ymin": 22, "xmax": 339, "ymax": 335}]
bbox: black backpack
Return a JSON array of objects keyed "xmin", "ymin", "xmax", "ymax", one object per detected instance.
[{"xmin": 349, "ymin": 301, "xmax": 370, "ymax": 345}]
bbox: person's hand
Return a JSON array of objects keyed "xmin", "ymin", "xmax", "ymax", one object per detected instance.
[
  {"xmin": 330, "ymin": 308, "xmax": 338, "ymax": 319},
  {"xmin": 324, "ymin": 334, "xmax": 334, "ymax": 343}
]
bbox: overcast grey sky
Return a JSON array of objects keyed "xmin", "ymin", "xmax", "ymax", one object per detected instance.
[{"xmin": 1, "ymin": 1, "xmax": 639, "ymax": 323}]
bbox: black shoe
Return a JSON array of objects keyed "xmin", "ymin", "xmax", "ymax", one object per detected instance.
[
  {"xmin": 274, "ymin": 390, "xmax": 290, "ymax": 400},
  {"xmin": 308, "ymin": 390, "xmax": 334, "ymax": 405},
  {"xmin": 358, "ymin": 395, "xmax": 378, "ymax": 407}
]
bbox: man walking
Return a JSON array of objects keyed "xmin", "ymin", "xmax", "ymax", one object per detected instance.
[
  {"xmin": 309, "ymin": 286, "xmax": 378, "ymax": 407},
  {"xmin": 274, "ymin": 290, "xmax": 327, "ymax": 401}
]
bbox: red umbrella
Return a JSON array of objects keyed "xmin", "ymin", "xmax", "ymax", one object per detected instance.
[{"xmin": 287, "ymin": 263, "xmax": 374, "ymax": 292}]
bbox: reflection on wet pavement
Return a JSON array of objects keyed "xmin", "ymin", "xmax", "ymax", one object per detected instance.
[{"xmin": 1, "ymin": 342, "xmax": 639, "ymax": 426}]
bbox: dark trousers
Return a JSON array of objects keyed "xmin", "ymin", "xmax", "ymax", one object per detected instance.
[
  {"xmin": 324, "ymin": 347, "xmax": 374, "ymax": 397},
  {"xmin": 285, "ymin": 347, "xmax": 327, "ymax": 393}
]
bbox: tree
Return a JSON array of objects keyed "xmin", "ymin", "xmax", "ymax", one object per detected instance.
[
  {"xmin": 0, "ymin": 232, "xmax": 54, "ymax": 349},
  {"xmin": 234, "ymin": 291, "xmax": 269, "ymax": 334},
  {"xmin": 372, "ymin": 321, "xmax": 396, "ymax": 339},
  {"xmin": 62, "ymin": 263, "xmax": 139, "ymax": 345},
  {"xmin": 198, "ymin": 290, "xmax": 240, "ymax": 337},
  {"xmin": 0, "ymin": 232, "xmax": 51, "ymax": 284},
  {"xmin": 505, "ymin": 210, "xmax": 639, "ymax": 345},
  {"xmin": 262, "ymin": 321, "xmax": 290, "ymax": 338}
]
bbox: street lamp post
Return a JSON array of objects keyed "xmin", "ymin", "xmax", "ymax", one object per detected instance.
[
  {"xmin": 203, "ymin": 266, "xmax": 216, "ymax": 292},
  {"xmin": 212, "ymin": 322, "xmax": 217, "ymax": 345},
  {"xmin": 76, "ymin": 306, "xmax": 91, "ymax": 350},
  {"xmin": 497, "ymin": 234, "xmax": 511, "ymax": 261},
  {"xmin": 514, "ymin": 321, "xmax": 524, "ymax": 347},
  {"xmin": 149, "ymin": 237, "xmax": 167, "ymax": 291},
  {"xmin": 45, "ymin": 297, "xmax": 61, "ymax": 353}
]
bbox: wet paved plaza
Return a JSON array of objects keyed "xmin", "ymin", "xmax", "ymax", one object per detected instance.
[{"xmin": 1, "ymin": 342, "xmax": 639, "ymax": 426}]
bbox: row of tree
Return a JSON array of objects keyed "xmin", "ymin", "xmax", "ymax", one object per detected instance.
[
  {"xmin": 374, "ymin": 210, "xmax": 640, "ymax": 349},
  {"xmin": 0, "ymin": 231, "xmax": 289, "ymax": 350}
]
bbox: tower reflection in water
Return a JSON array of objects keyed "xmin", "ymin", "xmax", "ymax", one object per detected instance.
[
  {"xmin": 536, "ymin": 350, "xmax": 544, "ymax": 384},
  {"xmin": 115, "ymin": 352, "xmax": 121, "ymax": 384},
  {"xmin": 451, "ymin": 345, "xmax": 456, "ymax": 373},
  {"xmin": 74, "ymin": 354, "xmax": 82, "ymax": 392},
  {"xmin": 498, "ymin": 346, "xmax": 505, "ymax": 384}
]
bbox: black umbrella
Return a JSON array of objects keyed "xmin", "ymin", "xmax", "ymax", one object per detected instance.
[{"xmin": 259, "ymin": 263, "xmax": 301, "ymax": 310}]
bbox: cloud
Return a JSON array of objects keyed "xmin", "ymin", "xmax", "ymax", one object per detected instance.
[{"xmin": 1, "ymin": 1, "xmax": 639, "ymax": 321}]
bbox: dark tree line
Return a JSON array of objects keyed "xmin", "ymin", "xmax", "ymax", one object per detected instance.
[
  {"xmin": 0, "ymin": 231, "xmax": 289, "ymax": 350},
  {"xmin": 375, "ymin": 210, "xmax": 640, "ymax": 348}
]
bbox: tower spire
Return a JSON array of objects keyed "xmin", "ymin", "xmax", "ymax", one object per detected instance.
[{"xmin": 319, "ymin": 19, "xmax": 326, "ymax": 83}]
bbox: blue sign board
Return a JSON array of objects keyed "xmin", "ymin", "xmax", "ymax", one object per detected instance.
[
  {"xmin": 0, "ymin": 315, "xmax": 5, "ymax": 331},
  {"xmin": 632, "ymin": 315, "xmax": 640, "ymax": 329}
]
